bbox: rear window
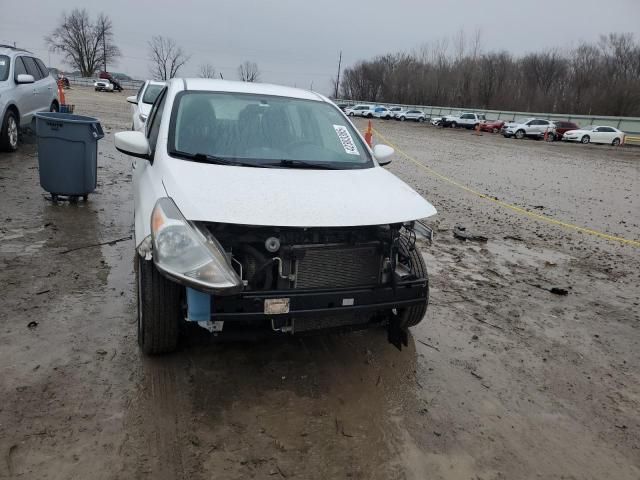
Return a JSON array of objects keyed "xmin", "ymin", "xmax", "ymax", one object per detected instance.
[{"xmin": 0, "ymin": 55, "xmax": 9, "ymax": 81}]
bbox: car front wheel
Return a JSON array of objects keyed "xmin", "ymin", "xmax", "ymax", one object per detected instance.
[
  {"xmin": 0, "ymin": 110, "xmax": 19, "ymax": 152},
  {"xmin": 136, "ymin": 255, "xmax": 182, "ymax": 354},
  {"xmin": 395, "ymin": 235, "xmax": 428, "ymax": 328},
  {"xmin": 515, "ymin": 129, "xmax": 525, "ymax": 139},
  {"xmin": 581, "ymin": 135, "xmax": 590, "ymax": 144}
]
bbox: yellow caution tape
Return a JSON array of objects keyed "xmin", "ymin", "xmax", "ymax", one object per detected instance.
[{"xmin": 371, "ymin": 126, "xmax": 640, "ymax": 248}]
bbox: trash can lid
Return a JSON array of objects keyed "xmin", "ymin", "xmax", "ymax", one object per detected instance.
[{"xmin": 35, "ymin": 112, "xmax": 100, "ymax": 123}]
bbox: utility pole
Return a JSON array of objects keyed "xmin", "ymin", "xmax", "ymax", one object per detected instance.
[
  {"xmin": 334, "ymin": 50, "xmax": 342, "ymax": 99},
  {"xmin": 102, "ymin": 20, "xmax": 107, "ymax": 73}
]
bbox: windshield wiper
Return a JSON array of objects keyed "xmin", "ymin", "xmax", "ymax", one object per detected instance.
[
  {"xmin": 171, "ymin": 151, "xmax": 266, "ymax": 168},
  {"xmin": 263, "ymin": 159, "xmax": 337, "ymax": 170}
]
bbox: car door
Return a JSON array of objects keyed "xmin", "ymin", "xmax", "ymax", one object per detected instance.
[
  {"xmin": 21, "ymin": 56, "xmax": 47, "ymax": 114},
  {"xmin": 12, "ymin": 56, "xmax": 39, "ymax": 125},
  {"xmin": 593, "ymin": 127, "xmax": 613, "ymax": 144},
  {"xmin": 133, "ymin": 87, "xmax": 168, "ymax": 244},
  {"xmin": 34, "ymin": 58, "xmax": 55, "ymax": 108}
]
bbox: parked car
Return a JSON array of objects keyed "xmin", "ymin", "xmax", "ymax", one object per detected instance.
[
  {"xmin": 345, "ymin": 104, "xmax": 374, "ymax": 117},
  {"xmin": 0, "ymin": 45, "xmax": 59, "ymax": 152},
  {"xmin": 114, "ymin": 79, "xmax": 436, "ymax": 354},
  {"xmin": 389, "ymin": 106, "xmax": 404, "ymax": 118},
  {"xmin": 373, "ymin": 106, "xmax": 393, "ymax": 119},
  {"xmin": 431, "ymin": 116, "xmax": 444, "ymax": 126},
  {"xmin": 127, "ymin": 80, "xmax": 166, "ymax": 131},
  {"xmin": 398, "ymin": 110, "xmax": 426, "ymax": 122},
  {"xmin": 479, "ymin": 119, "xmax": 505, "ymax": 133},
  {"xmin": 98, "ymin": 71, "xmax": 123, "ymax": 91},
  {"xmin": 442, "ymin": 112, "xmax": 486, "ymax": 129},
  {"xmin": 503, "ymin": 118, "xmax": 554, "ymax": 139},
  {"xmin": 335, "ymin": 102, "xmax": 349, "ymax": 112},
  {"xmin": 562, "ymin": 126, "xmax": 625, "ymax": 146},
  {"xmin": 550, "ymin": 121, "xmax": 580, "ymax": 141}
]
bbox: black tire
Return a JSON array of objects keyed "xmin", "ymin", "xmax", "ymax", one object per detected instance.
[
  {"xmin": 397, "ymin": 235, "xmax": 429, "ymax": 327},
  {"xmin": 400, "ymin": 116, "xmax": 406, "ymax": 122},
  {"xmin": 492, "ymin": 127, "xmax": 499, "ymax": 133},
  {"xmin": 612, "ymin": 138, "xmax": 621, "ymax": 146},
  {"xmin": 50, "ymin": 101, "xmax": 59, "ymax": 112},
  {"xmin": 546, "ymin": 133, "xmax": 555, "ymax": 142},
  {"xmin": 136, "ymin": 255, "xmax": 182, "ymax": 354},
  {"xmin": 0, "ymin": 109, "xmax": 19, "ymax": 152},
  {"xmin": 348, "ymin": 112, "xmax": 354, "ymax": 117},
  {"xmin": 418, "ymin": 117, "xmax": 425, "ymax": 123},
  {"xmin": 451, "ymin": 122, "xmax": 458, "ymax": 128},
  {"xmin": 581, "ymin": 135, "xmax": 590, "ymax": 144},
  {"xmin": 515, "ymin": 129, "xmax": 525, "ymax": 139}
]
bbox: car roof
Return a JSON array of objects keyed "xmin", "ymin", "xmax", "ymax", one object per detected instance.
[
  {"xmin": 180, "ymin": 78, "xmax": 325, "ymax": 102},
  {"xmin": 148, "ymin": 80, "xmax": 166, "ymax": 86}
]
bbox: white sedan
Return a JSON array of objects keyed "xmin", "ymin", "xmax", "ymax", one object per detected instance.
[
  {"xmin": 126, "ymin": 80, "xmax": 166, "ymax": 131},
  {"xmin": 562, "ymin": 126, "xmax": 625, "ymax": 146},
  {"xmin": 114, "ymin": 79, "xmax": 436, "ymax": 354}
]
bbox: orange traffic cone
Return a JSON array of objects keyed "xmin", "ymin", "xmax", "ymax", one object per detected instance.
[
  {"xmin": 57, "ymin": 79, "xmax": 66, "ymax": 106},
  {"xmin": 364, "ymin": 120, "xmax": 373, "ymax": 147}
]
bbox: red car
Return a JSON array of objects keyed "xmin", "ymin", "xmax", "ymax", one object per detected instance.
[
  {"xmin": 551, "ymin": 121, "xmax": 580, "ymax": 141},
  {"xmin": 480, "ymin": 120, "xmax": 505, "ymax": 133}
]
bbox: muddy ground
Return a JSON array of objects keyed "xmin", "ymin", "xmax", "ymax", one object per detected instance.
[{"xmin": 0, "ymin": 87, "xmax": 638, "ymax": 480}]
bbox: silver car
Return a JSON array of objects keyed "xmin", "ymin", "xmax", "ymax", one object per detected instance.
[{"xmin": 0, "ymin": 45, "xmax": 58, "ymax": 152}]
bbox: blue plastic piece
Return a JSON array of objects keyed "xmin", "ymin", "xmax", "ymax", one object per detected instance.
[{"xmin": 186, "ymin": 288, "xmax": 212, "ymax": 322}]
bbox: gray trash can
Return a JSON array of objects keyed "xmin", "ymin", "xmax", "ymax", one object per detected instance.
[{"xmin": 35, "ymin": 112, "xmax": 104, "ymax": 201}]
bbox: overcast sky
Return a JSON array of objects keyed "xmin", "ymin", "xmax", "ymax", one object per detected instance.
[{"xmin": 2, "ymin": 0, "xmax": 640, "ymax": 94}]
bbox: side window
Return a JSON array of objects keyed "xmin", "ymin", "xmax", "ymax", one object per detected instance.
[
  {"xmin": 13, "ymin": 57, "xmax": 27, "ymax": 80},
  {"xmin": 35, "ymin": 58, "xmax": 49, "ymax": 78},
  {"xmin": 22, "ymin": 57, "xmax": 43, "ymax": 80},
  {"xmin": 600, "ymin": 127, "xmax": 614, "ymax": 132},
  {"xmin": 147, "ymin": 88, "xmax": 168, "ymax": 155}
]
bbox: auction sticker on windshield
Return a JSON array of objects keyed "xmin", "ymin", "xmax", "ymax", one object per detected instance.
[{"xmin": 333, "ymin": 125, "xmax": 360, "ymax": 155}]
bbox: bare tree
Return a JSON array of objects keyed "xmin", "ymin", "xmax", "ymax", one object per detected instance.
[
  {"xmin": 148, "ymin": 36, "xmax": 190, "ymax": 81},
  {"xmin": 238, "ymin": 61, "xmax": 260, "ymax": 82},
  {"xmin": 338, "ymin": 31, "xmax": 640, "ymax": 116},
  {"xmin": 45, "ymin": 9, "xmax": 121, "ymax": 77},
  {"xmin": 198, "ymin": 63, "xmax": 216, "ymax": 78}
]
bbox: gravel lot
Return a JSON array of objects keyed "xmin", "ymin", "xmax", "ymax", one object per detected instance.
[{"xmin": 0, "ymin": 87, "xmax": 638, "ymax": 480}]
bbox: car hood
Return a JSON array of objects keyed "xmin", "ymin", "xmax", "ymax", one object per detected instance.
[{"xmin": 161, "ymin": 159, "xmax": 437, "ymax": 227}]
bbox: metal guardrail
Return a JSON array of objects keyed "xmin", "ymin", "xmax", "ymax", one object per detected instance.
[
  {"xmin": 336, "ymin": 99, "xmax": 640, "ymax": 135},
  {"xmin": 67, "ymin": 76, "xmax": 144, "ymax": 91}
]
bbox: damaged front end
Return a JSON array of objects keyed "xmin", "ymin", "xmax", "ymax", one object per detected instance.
[
  {"xmin": 146, "ymin": 197, "xmax": 431, "ymax": 348},
  {"xmin": 179, "ymin": 219, "xmax": 431, "ymax": 349}
]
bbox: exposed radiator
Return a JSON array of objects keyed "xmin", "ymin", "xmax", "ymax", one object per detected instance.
[{"xmin": 293, "ymin": 244, "xmax": 382, "ymax": 289}]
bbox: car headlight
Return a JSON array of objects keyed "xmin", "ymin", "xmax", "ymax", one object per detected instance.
[{"xmin": 151, "ymin": 197, "xmax": 242, "ymax": 293}]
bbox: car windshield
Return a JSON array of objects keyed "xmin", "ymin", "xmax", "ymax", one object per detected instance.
[
  {"xmin": 169, "ymin": 92, "xmax": 372, "ymax": 169},
  {"xmin": 0, "ymin": 55, "xmax": 9, "ymax": 81},
  {"xmin": 142, "ymin": 84, "xmax": 164, "ymax": 104}
]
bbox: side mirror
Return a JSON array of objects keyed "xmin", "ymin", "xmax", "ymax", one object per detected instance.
[
  {"xmin": 16, "ymin": 74, "xmax": 35, "ymax": 84},
  {"xmin": 373, "ymin": 144, "xmax": 394, "ymax": 166},
  {"xmin": 126, "ymin": 95, "xmax": 138, "ymax": 105},
  {"xmin": 115, "ymin": 131, "xmax": 150, "ymax": 160}
]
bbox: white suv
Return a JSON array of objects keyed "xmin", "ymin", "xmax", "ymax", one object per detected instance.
[
  {"xmin": 0, "ymin": 45, "xmax": 58, "ymax": 151},
  {"xmin": 503, "ymin": 118, "xmax": 555, "ymax": 139},
  {"xmin": 345, "ymin": 104, "xmax": 375, "ymax": 117}
]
